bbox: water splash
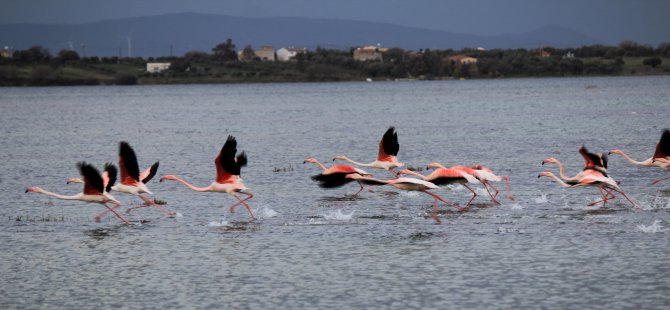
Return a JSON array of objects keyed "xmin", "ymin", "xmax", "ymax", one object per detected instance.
[
  {"xmin": 637, "ymin": 220, "xmax": 665, "ymax": 233},
  {"xmin": 321, "ymin": 209, "xmax": 354, "ymax": 221},
  {"xmin": 175, "ymin": 212, "xmax": 184, "ymax": 218},
  {"xmin": 254, "ymin": 206, "xmax": 279, "ymax": 219},
  {"xmin": 510, "ymin": 203, "xmax": 524, "ymax": 210},
  {"xmin": 534, "ymin": 193, "xmax": 548, "ymax": 204},
  {"xmin": 208, "ymin": 219, "xmax": 229, "ymax": 227}
]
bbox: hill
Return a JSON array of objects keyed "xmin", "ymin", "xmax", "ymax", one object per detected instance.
[{"xmin": 0, "ymin": 12, "xmax": 601, "ymax": 57}]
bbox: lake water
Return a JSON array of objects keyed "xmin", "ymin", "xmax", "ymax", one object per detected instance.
[{"xmin": 1, "ymin": 76, "xmax": 669, "ymax": 309}]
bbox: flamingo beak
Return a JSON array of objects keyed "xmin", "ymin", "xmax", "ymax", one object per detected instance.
[
  {"xmin": 541, "ymin": 161, "xmax": 545, "ymax": 165},
  {"xmin": 24, "ymin": 188, "xmax": 29, "ymax": 193}
]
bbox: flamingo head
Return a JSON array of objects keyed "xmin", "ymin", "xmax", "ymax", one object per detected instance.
[
  {"xmin": 542, "ymin": 157, "xmax": 559, "ymax": 165},
  {"xmin": 537, "ymin": 172, "xmax": 553, "ymax": 178},
  {"xmin": 426, "ymin": 162, "xmax": 444, "ymax": 170},
  {"xmin": 66, "ymin": 177, "xmax": 83, "ymax": 184},
  {"xmin": 159, "ymin": 175, "xmax": 177, "ymax": 182},
  {"xmin": 332, "ymin": 155, "xmax": 348, "ymax": 162},
  {"xmin": 608, "ymin": 149, "xmax": 622, "ymax": 156},
  {"xmin": 25, "ymin": 187, "xmax": 41, "ymax": 193},
  {"xmin": 303, "ymin": 157, "xmax": 318, "ymax": 164}
]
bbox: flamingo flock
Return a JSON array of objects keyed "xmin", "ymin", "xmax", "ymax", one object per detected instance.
[{"xmin": 24, "ymin": 127, "xmax": 670, "ymax": 225}]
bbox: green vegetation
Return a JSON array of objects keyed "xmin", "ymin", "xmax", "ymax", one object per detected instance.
[{"xmin": 1, "ymin": 39, "xmax": 669, "ymax": 86}]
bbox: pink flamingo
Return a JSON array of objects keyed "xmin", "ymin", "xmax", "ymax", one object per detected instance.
[
  {"xmin": 398, "ymin": 164, "xmax": 481, "ymax": 207},
  {"xmin": 609, "ymin": 129, "xmax": 670, "ymax": 185},
  {"xmin": 303, "ymin": 157, "xmax": 372, "ymax": 195},
  {"xmin": 468, "ymin": 165, "xmax": 514, "ymax": 202},
  {"xmin": 427, "ymin": 162, "xmax": 512, "ymax": 204},
  {"xmin": 160, "ymin": 135, "xmax": 255, "ymax": 220},
  {"xmin": 25, "ymin": 162, "xmax": 130, "ymax": 224},
  {"xmin": 333, "ymin": 127, "xmax": 404, "ymax": 177},
  {"xmin": 538, "ymin": 170, "xmax": 639, "ymax": 208},
  {"xmin": 69, "ymin": 142, "xmax": 173, "ymax": 217},
  {"xmin": 346, "ymin": 174, "xmax": 464, "ymax": 223}
]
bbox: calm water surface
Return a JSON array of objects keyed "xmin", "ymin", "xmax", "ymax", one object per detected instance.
[{"xmin": 1, "ymin": 77, "xmax": 669, "ymax": 309}]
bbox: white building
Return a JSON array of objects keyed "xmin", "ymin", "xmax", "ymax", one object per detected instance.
[
  {"xmin": 276, "ymin": 47, "xmax": 307, "ymax": 61},
  {"xmin": 146, "ymin": 62, "xmax": 171, "ymax": 73}
]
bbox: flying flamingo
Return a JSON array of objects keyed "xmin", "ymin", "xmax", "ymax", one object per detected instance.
[
  {"xmin": 333, "ymin": 126, "xmax": 404, "ymax": 177},
  {"xmin": 428, "ymin": 162, "xmax": 512, "ymax": 203},
  {"xmin": 303, "ymin": 157, "xmax": 372, "ymax": 195},
  {"xmin": 538, "ymin": 170, "xmax": 639, "ymax": 208},
  {"xmin": 160, "ymin": 135, "xmax": 256, "ymax": 220},
  {"xmin": 25, "ymin": 162, "xmax": 130, "ymax": 224},
  {"xmin": 73, "ymin": 142, "xmax": 173, "ymax": 217},
  {"xmin": 398, "ymin": 164, "xmax": 481, "ymax": 207},
  {"xmin": 346, "ymin": 174, "xmax": 464, "ymax": 223},
  {"xmin": 609, "ymin": 129, "xmax": 670, "ymax": 185}
]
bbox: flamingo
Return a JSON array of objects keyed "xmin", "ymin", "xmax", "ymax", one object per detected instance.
[
  {"xmin": 303, "ymin": 157, "xmax": 372, "ymax": 195},
  {"xmin": 79, "ymin": 142, "xmax": 173, "ymax": 217},
  {"xmin": 333, "ymin": 126, "xmax": 404, "ymax": 177},
  {"xmin": 25, "ymin": 162, "xmax": 130, "ymax": 224},
  {"xmin": 609, "ymin": 129, "xmax": 670, "ymax": 185},
  {"xmin": 428, "ymin": 162, "xmax": 513, "ymax": 203},
  {"xmin": 538, "ymin": 170, "xmax": 639, "ymax": 208},
  {"xmin": 160, "ymin": 135, "xmax": 255, "ymax": 220},
  {"xmin": 346, "ymin": 174, "xmax": 463, "ymax": 223},
  {"xmin": 398, "ymin": 164, "xmax": 481, "ymax": 207}
]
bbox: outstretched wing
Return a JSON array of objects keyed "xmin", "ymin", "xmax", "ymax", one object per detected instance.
[
  {"xmin": 78, "ymin": 162, "xmax": 104, "ymax": 195},
  {"xmin": 579, "ymin": 146, "xmax": 608, "ymax": 176},
  {"xmin": 119, "ymin": 141, "xmax": 140, "ymax": 184},
  {"xmin": 103, "ymin": 163, "xmax": 117, "ymax": 192},
  {"xmin": 140, "ymin": 162, "xmax": 159, "ymax": 184},
  {"xmin": 377, "ymin": 126, "xmax": 399, "ymax": 160},
  {"xmin": 653, "ymin": 129, "xmax": 670, "ymax": 159},
  {"xmin": 215, "ymin": 135, "xmax": 247, "ymax": 182}
]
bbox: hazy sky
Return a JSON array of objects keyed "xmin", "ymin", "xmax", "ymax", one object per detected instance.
[{"xmin": 3, "ymin": 0, "xmax": 669, "ymax": 45}]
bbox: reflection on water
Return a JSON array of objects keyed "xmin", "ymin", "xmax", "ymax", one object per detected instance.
[{"xmin": 1, "ymin": 77, "xmax": 670, "ymax": 308}]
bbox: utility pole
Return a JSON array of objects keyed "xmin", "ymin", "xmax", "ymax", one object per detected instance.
[
  {"xmin": 81, "ymin": 44, "xmax": 86, "ymax": 57},
  {"xmin": 170, "ymin": 44, "xmax": 173, "ymax": 57}
]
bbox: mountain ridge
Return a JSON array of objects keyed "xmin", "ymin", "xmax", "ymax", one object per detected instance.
[{"xmin": 0, "ymin": 12, "xmax": 601, "ymax": 57}]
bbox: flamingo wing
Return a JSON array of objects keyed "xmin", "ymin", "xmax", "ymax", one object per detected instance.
[
  {"xmin": 78, "ymin": 162, "xmax": 104, "ymax": 195},
  {"xmin": 579, "ymin": 145, "xmax": 607, "ymax": 174},
  {"xmin": 140, "ymin": 162, "xmax": 159, "ymax": 184},
  {"xmin": 119, "ymin": 141, "xmax": 140, "ymax": 184},
  {"xmin": 102, "ymin": 163, "xmax": 117, "ymax": 192},
  {"xmin": 377, "ymin": 126, "xmax": 399, "ymax": 161},
  {"xmin": 216, "ymin": 135, "xmax": 247, "ymax": 183},
  {"xmin": 653, "ymin": 128, "xmax": 670, "ymax": 159}
]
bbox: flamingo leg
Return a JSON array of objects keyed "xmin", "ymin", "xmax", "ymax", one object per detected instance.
[
  {"xmin": 423, "ymin": 190, "xmax": 464, "ymax": 212},
  {"xmin": 651, "ymin": 174, "xmax": 670, "ymax": 185},
  {"xmin": 502, "ymin": 176, "xmax": 514, "ymax": 200},
  {"xmin": 230, "ymin": 192, "xmax": 255, "ymax": 220},
  {"xmin": 589, "ymin": 187, "xmax": 613, "ymax": 207},
  {"xmin": 463, "ymin": 184, "xmax": 478, "ymax": 207},
  {"xmin": 227, "ymin": 192, "xmax": 254, "ymax": 213},
  {"xmin": 352, "ymin": 182, "xmax": 364, "ymax": 196},
  {"xmin": 102, "ymin": 202, "xmax": 130, "ymax": 225},
  {"xmin": 387, "ymin": 169, "xmax": 400, "ymax": 178},
  {"xmin": 95, "ymin": 202, "xmax": 122, "ymax": 222},
  {"xmin": 430, "ymin": 196, "xmax": 441, "ymax": 224},
  {"xmin": 609, "ymin": 188, "xmax": 641, "ymax": 209},
  {"xmin": 481, "ymin": 181, "xmax": 500, "ymax": 204},
  {"xmin": 137, "ymin": 194, "xmax": 175, "ymax": 217}
]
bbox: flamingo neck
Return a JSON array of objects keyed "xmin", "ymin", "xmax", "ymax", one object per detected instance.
[
  {"xmin": 401, "ymin": 170, "xmax": 426, "ymax": 180},
  {"xmin": 550, "ymin": 160, "xmax": 579, "ymax": 181},
  {"xmin": 306, "ymin": 160, "xmax": 327, "ymax": 171},
  {"xmin": 540, "ymin": 172, "xmax": 571, "ymax": 187},
  {"xmin": 339, "ymin": 156, "xmax": 373, "ymax": 167},
  {"xmin": 614, "ymin": 151, "xmax": 650, "ymax": 166},
  {"xmin": 36, "ymin": 189, "xmax": 83, "ymax": 200},
  {"xmin": 171, "ymin": 176, "xmax": 212, "ymax": 192}
]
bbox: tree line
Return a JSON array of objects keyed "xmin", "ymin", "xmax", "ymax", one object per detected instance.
[{"xmin": 1, "ymin": 39, "xmax": 669, "ymax": 86}]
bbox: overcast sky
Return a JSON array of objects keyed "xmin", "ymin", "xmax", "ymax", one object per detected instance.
[{"xmin": 3, "ymin": 0, "xmax": 669, "ymax": 45}]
